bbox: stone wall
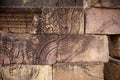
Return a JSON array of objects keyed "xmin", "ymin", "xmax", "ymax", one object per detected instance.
[{"xmin": 0, "ymin": 0, "xmax": 120, "ymax": 80}]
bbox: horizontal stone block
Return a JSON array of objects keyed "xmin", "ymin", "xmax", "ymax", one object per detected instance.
[
  {"xmin": 84, "ymin": 0, "xmax": 120, "ymax": 8},
  {"xmin": 53, "ymin": 63, "xmax": 104, "ymax": 80},
  {"xmin": 0, "ymin": 8, "xmax": 84, "ymax": 35},
  {"xmin": 86, "ymin": 8, "xmax": 120, "ymax": 34},
  {"xmin": 0, "ymin": 31, "xmax": 57, "ymax": 65},
  {"xmin": 0, "ymin": 65, "xmax": 52, "ymax": 80},
  {"xmin": 104, "ymin": 62, "xmax": 120, "ymax": 80},
  {"xmin": 0, "ymin": 0, "xmax": 83, "ymax": 9},
  {"xmin": 109, "ymin": 36, "xmax": 120, "ymax": 59},
  {"xmin": 57, "ymin": 35, "xmax": 109, "ymax": 63}
]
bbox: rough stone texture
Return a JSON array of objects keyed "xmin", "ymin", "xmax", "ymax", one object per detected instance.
[
  {"xmin": 109, "ymin": 36, "xmax": 120, "ymax": 59},
  {"xmin": 0, "ymin": 31, "xmax": 57, "ymax": 65},
  {"xmin": 0, "ymin": 8, "xmax": 84, "ymax": 35},
  {"xmin": 0, "ymin": 0, "xmax": 83, "ymax": 9},
  {"xmin": 57, "ymin": 35, "xmax": 109, "ymax": 63},
  {"xmin": 86, "ymin": 8, "xmax": 120, "ymax": 34},
  {"xmin": 104, "ymin": 62, "xmax": 120, "ymax": 80},
  {"xmin": 36, "ymin": 8, "xmax": 84, "ymax": 34},
  {"xmin": 0, "ymin": 13, "xmax": 36, "ymax": 35},
  {"xmin": 12, "ymin": 34, "xmax": 32, "ymax": 40},
  {"xmin": 0, "ymin": 65, "xmax": 52, "ymax": 80},
  {"xmin": 84, "ymin": 0, "xmax": 120, "ymax": 8},
  {"xmin": 26, "ymin": 35, "xmax": 58, "ymax": 65},
  {"xmin": 53, "ymin": 63, "xmax": 104, "ymax": 80}
]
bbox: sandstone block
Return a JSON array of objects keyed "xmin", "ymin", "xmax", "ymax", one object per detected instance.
[
  {"xmin": 0, "ymin": 8, "xmax": 84, "ymax": 35},
  {"xmin": 57, "ymin": 35, "xmax": 109, "ymax": 63},
  {"xmin": 53, "ymin": 63, "xmax": 104, "ymax": 80},
  {"xmin": 86, "ymin": 8, "xmax": 120, "ymax": 34},
  {"xmin": 0, "ymin": 65, "xmax": 52, "ymax": 80}
]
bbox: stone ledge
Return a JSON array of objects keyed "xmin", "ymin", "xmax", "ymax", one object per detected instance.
[{"xmin": 0, "ymin": 0, "xmax": 83, "ymax": 11}]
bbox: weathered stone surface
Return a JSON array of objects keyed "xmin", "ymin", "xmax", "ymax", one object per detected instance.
[
  {"xmin": 0, "ymin": 13, "xmax": 36, "ymax": 34},
  {"xmin": 0, "ymin": 8, "xmax": 84, "ymax": 35},
  {"xmin": 0, "ymin": 31, "xmax": 27, "ymax": 65},
  {"xmin": 86, "ymin": 8, "xmax": 120, "ymax": 34},
  {"xmin": 104, "ymin": 62, "xmax": 120, "ymax": 80},
  {"xmin": 26, "ymin": 35, "xmax": 58, "ymax": 65},
  {"xmin": 57, "ymin": 35, "xmax": 109, "ymax": 63},
  {"xmin": 84, "ymin": 0, "xmax": 120, "ymax": 8},
  {"xmin": 0, "ymin": 13, "xmax": 33, "ymax": 23},
  {"xmin": 0, "ymin": 31, "xmax": 57, "ymax": 65},
  {"xmin": 0, "ymin": 65, "xmax": 52, "ymax": 80},
  {"xmin": 53, "ymin": 63, "xmax": 104, "ymax": 80},
  {"xmin": 109, "ymin": 36, "xmax": 120, "ymax": 59},
  {"xmin": 0, "ymin": 0, "xmax": 83, "ymax": 9},
  {"xmin": 36, "ymin": 8, "xmax": 84, "ymax": 34},
  {"xmin": 12, "ymin": 33, "xmax": 32, "ymax": 40}
]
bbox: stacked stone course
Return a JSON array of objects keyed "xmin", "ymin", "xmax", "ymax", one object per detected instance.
[{"xmin": 0, "ymin": 0, "xmax": 120, "ymax": 80}]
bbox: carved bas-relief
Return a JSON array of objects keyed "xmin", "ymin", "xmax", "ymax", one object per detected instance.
[
  {"xmin": 0, "ymin": 0, "xmax": 83, "ymax": 9},
  {"xmin": 0, "ymin": 31, "xmax": 57, "ymax": 65},
  {"xmin": 35, "ymin": 8, "xmax": 84, "ymax": 34}
]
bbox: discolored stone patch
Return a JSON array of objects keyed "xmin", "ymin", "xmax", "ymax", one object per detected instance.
[
  {"xmin": 0, "ymin": 65, "xmax": 52, "ymax": 80},
  {"xmin": 0, "ymin": 0, "xmax": 83, "ymax": 9},
  {"xmin": 53, "ymin": 63, "xmax": 104, "ymax": 80},
  {"xmin": 109, "ymin": 35, "xmax": 120, "ymax": 59},
  {"xmin": 104, "ymin": 62, "xmax": 120, "ymax": 80},
  {"xmin": 84, "ymin": 0, "xmax": 120, "ymax": 8},
  {"xmin": 57, "ymin": 35, "xmax": 109, "ymax": 63},
  {"xmin": 86, "ymin": 8, "xmax": 120, "ymax": 34}
]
